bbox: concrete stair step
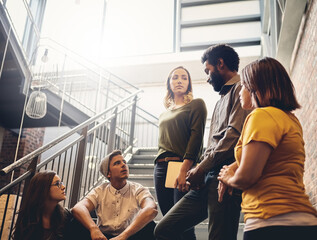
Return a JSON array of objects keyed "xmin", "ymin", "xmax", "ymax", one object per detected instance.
[
  {"xmin": 128, "ymin": 174, "xmax": 154, "ymax": 187},
  {"xmin": 128, "ymin": 164, "xmax": 154, "ymax": 174},
  {"xmin": 135, "ymin": 147, "xmax": 158, "ymax": 156},
  {"xmin": 130, "ymin": 154, "xmax": 156, "ymax": 164}
]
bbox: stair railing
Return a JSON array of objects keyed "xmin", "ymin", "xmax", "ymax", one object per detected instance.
[
  {"xmin": 31, "ymin": 41, "xmax": 160, "ymax": 147},
  {"xmin": 134, "ymin": 106, "xmax": 159, "ymax": 147},
  {"xmin": 0, "ymin": 89, "xmax": 141, "ymax": 240},
  {"xmin": 1, "ymin": 0, "xmax": 160, "ymax": 148}
]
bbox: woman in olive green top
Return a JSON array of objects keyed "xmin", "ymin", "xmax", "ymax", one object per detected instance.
[{"xmin": 154, "ymin": 66, "xmax": 207, "ymax": 240}]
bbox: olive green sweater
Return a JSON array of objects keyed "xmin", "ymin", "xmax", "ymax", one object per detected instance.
[{"xmin": 155, "ymin": 98, "xmax": 207, "ymax": 163}]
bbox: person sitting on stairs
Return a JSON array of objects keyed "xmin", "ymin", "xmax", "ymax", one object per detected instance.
[
  {"xmin": 72, "ymin": 150, "xmax": 158, "ymax": 240},
  {"xmin": 12, "ymin": 170, "xmax": 89, "ymax": 240}
]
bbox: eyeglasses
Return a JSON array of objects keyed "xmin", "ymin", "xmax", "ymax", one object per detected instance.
[{"xmin": 51, "ymin": 181, "xmax": 64, "ymax": 189}]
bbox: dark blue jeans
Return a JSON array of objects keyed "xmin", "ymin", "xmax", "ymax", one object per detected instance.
[
  {"xmin": 154, "ymin": 161, "xmax": 196, "ymax": 240},
  {"xmin": 155, "ymin": 173, "xmax": 241, "ymax": 240}
]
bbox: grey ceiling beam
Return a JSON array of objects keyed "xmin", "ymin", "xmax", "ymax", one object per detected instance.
[
  {"xmin": 181, "ymin": 0, "xmax": 252, "ymax": 8},
  {"xmin": 181, "ymin": 14, "xmax": 260, "ymax": 28},
  {"xmin": 180, "ymin": 37, "xmax": 261, "ymax": 51}
]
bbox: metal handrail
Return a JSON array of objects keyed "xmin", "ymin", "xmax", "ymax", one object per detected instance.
[
  {"xmin": 43, "ymin": 79, "xmax": 96, "ymax": 115},
  {"xmin": 0, "ymin": 89, "xmax": 142, "ymax": 176},
  {"xmin": 39, "ymin": 37, "xmax": 139, "ymax": 91}
]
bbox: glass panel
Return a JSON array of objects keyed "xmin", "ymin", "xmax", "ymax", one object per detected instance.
[
  {"xmin": 102, "ymin": 0, "xmax": 174, "ymax": 58},
  {"xmin": 5, "ymin": 0, "xmax": 28, "ymax": 44},
  {"xmin": 41, "ymin": 0, "xmax": 175, "ymax": 60},
  {"xmin": 182, "ymin": 0, "xmax": 260, "ymax": 22},
  {"xmin": 181, "ymin": 22, "xmax": 261, "ymax": 44}
]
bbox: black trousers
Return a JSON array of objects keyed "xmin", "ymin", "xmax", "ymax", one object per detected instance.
[
  {"xmin": 243, "ymin": 225, "xmax": 317, "ymax": 240},
  {"xmin": 105, "ymin": 221, "xmax": 156, "ymax": 240}
]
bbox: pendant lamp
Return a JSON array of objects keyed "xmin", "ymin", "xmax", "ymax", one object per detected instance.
[
  {"xmin": 26, "ymin": 49, "xmax": 49, "ymax": 119},
  {"xmin": 26, "ymin": 90, "xmax": 47, "ymax": 119}
]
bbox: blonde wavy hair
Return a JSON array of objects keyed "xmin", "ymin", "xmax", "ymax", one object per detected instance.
[{"xmin": 164, "ymin": 66, "xmax": 193, "ymax": 109}]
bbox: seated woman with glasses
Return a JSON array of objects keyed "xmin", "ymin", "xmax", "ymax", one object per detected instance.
[{"xmin": 12, "ymin": 170, "xmax": 90, "ymax": 240}]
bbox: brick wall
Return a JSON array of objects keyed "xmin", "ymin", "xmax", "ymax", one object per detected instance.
[
  {"xmin": 0, "ymin": 128, "xmax": 45, "ymax": 189},
  {"xmin": 291, "ymin": 0, "xmax": 317, "ymax": 209}
]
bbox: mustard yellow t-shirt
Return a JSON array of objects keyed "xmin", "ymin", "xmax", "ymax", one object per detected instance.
[{"xmin": 234, "ymin": 107, "xmax": 317, "ymax": 221}]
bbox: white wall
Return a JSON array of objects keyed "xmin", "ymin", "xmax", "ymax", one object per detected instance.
[{"xmin": 137, "ymin": 81, "xmax": 220, "ymax": 120}]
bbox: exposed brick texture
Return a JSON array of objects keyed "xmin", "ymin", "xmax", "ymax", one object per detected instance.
[
  {"xmin": 0, "ymin": 128, "xmax": 45, "ymax": 189},
  {"xmin": 291, "ymin": 0, "xmax": 317, "ymax": 209}
]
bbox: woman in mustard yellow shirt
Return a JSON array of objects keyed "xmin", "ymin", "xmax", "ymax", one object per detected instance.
[{"xmin": 218, "ymin": 57, "xmax": 317, "ymax": 240}]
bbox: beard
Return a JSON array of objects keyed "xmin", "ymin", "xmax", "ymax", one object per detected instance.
[{"xmin": 207, "ymin": 68, "xmax": 224, "ymax": 92}]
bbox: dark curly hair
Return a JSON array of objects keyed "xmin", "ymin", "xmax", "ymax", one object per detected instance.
[{"xmin": 201, "ymin": 44, "xmax": 240, "ymax": 72}]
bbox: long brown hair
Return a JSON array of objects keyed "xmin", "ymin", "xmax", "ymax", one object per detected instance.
[
  {"xmin": 164, "ymin": 66, "xmax": 193, "ymax": 109},
  {"xmin": 241, "ymin": 57, "xmax": 301, "ymax": 111},
  {"xmin": 12, "ymin": 171, "xmax": 66, "ymax": 240}
]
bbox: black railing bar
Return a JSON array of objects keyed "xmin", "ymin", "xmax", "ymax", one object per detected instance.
[
  {"xmin": 51, "ymin": 158, "xmax": 55, "ymax": 171},
  {"xmin": 95, "ymin": 128, "xmax": 104, "ymax": 187},
  {"xmin": 87, "ymin": 135, "xmax": 96, "ymax": 193},
  {"xmin": 82, "ymin": 162, "xmax": 88, "ymax": 196},
  {"xmin": 0, "ymin": 191, "xmax": 10, "ymax": 237},
  {"xmin": 57, "ymin": 154, "xmax": 62, "ymax": 174},
  {"xmin": 87, "ymin": 114, "xmax": 115, "ymax": 134},
  {"xmin": 0, "ymin": 171, "xmax": 32, "ymax": 195},
  {"xmin": 92, "ymin": 128, "xmax": 101, "ymax": 185},
  {"xmin": 9, "ymin": 182, "xmax": 22, "ymax": 239},
  {"xmin": 85, "ymin": 136, "xmax": 94, "ymax": 195},
  {"xmin": 65, "ymin": 146, "xmax": 74, "ymax": 201},
  {"xmin": 63, "ymin": 158, "xmax": 71, "ymax": 208},
  {"xmin": 40, "ymin": 37, "xmax": 139, "ymax": 90},
  {"xmin": 0, "ymin": 90, "xmax": 142, "ymax": 176},
  {"xmin": 61, "ymin": 149, "xmax": 68, "ymax": 181}
]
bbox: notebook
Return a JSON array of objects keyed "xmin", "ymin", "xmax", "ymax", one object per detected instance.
[{"xmin": 165, "ymin": 161, "xmax": 183, "ymax": 188}]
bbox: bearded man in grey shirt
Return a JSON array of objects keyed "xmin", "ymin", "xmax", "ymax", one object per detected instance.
[{"xmin": 154, "ymin": 44, "xmax": 250, "ymax": 240}]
